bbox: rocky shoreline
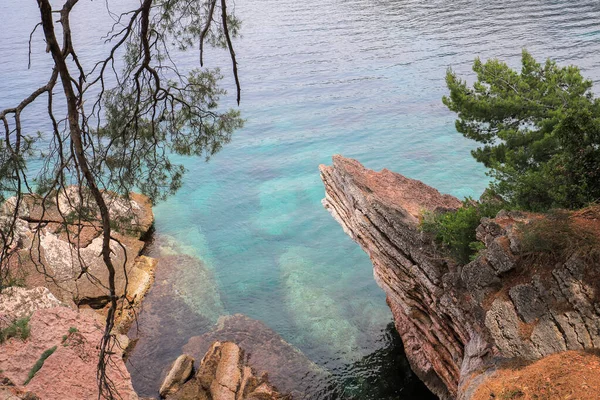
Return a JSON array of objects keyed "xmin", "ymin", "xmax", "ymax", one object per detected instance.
[
  {"xmin": 5, "ymin": 156, "xmax": 597, "ymax": 400},
  {"xmin": 0, "ymin": 188, "xmax": 156, "ymax": 399},
  {"xmin": 320, "ymin": 155, "xmax": 600, "ymax": 399},
  {"xmin": 0, "ymin": 189, "xmax": 307, "ymax": 400}
]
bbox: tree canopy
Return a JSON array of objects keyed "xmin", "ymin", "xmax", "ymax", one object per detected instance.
[
  {"xmin": 443, "ymin": 50, "xmax": 600, "ymax": 211},
  {"xmin": 0, "ymin": 1, "xmax": 243, "ymax": 397}
]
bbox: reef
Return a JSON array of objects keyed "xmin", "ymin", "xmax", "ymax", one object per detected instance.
[{"xmin": 320, "ymin": 155, "xmax": 600, "ymax": 399}]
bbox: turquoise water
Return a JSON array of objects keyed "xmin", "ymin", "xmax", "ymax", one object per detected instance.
[{"xmin": 3, "ymin": 0, "xmax": 600, "ymax": 398}]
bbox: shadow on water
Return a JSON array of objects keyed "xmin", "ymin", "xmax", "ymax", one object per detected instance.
[{"xmin": 314, "ymin": 322, "xmax": 438, "ymax": 400}]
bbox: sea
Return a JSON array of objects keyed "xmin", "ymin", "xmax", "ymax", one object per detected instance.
[{"xmin": 2, "ymin": 0, "xmax": 600, "ymax": 398}]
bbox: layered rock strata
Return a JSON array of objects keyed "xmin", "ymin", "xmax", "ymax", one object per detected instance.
[{"xmin": 320, "ymin": 155, "xmax": 600, "ymax": 399}]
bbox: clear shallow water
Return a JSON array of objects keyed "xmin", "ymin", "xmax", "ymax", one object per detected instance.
[{"xmin": 3, "ymin": 0, "xmax": 600, "ymax": 398}]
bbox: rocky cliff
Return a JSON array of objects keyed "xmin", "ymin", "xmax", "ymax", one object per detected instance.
[
  {"xmin": 320, "ymin": 155, "xmax": 600, "ymax": 399},
  {"xmin": 0, "ymin": 188, "xmax": 156, "ymax": 399}
]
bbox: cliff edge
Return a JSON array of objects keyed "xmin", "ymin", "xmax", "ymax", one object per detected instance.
[{"xmin": 320, "ymin": 155, "xmax": 600, "ymax": 399}]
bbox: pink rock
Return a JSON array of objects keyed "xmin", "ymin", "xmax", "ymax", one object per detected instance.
[{"xmin": 0, "ymin": 307, "xmax": 137, "ymax": 400}]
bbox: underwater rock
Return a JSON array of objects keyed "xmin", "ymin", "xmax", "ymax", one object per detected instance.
[
  {"xmin": 279, "ymin": 247, "xmax": 365, "ymax": 362},
  {"xmin": 320, "ymin": 155, "xmax": 600, "ymax": 399},
  {"xmin": 0, "ymin": 306, "xmax": 137, "ymax": 400},
  {"xmin": 183, "ymin": 314, "xmax": 328, "ymax": 399},
  {"xmin": 127, "ymin": 235, "xmax": 223, "ymax": 397},
  {"xmin": 144, "ymin": 235, "xmax": 225, "ymax": 323}
]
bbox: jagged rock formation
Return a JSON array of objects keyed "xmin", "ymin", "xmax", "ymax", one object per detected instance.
[
  {"xmin": 0, "ymin": 188, "xmax": 157, "ymax": 399},
  {"xmin": 165, "ymin": 341, "xmax": 287, "ymax": 400},
  {"xmin": 159, "ymin": 354, "xmax": 195, "ymax": 398},
  {"xmin": 183, "ymin": 314, "xmax": 328, "ymax": 399},
  {"xmin": 320, "ymin": 155, "xmax": 600, "ymax": 399}
]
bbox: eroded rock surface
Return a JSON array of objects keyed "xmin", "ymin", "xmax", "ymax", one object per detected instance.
[
  {"xmin": 1, "ymin": 187, "xmax": 155, "ymax": 333},
  {"xmin": 0, "ymin": 287, "xmax": 62, "ymax": 324},
  {"xmin": 0, "ymin": 188, "xmax": 157, "ymax": 399},
  {"xmin": 159, "ymin": 354, "xmax": 195, "ymax": 398},
  {"xmin": 320, "ymin": 155, "xmax": 600, "ymax": 399},
  {"xmin": 183, "ymin": 314, "xmax": 328, "ymax": 399},
  {"xmin": 167, "ymin": 342, "xmax": 287, "ymax": 400},
  {"xmin": 0, "ymin": 306, "xmax": 137, "ymax": 400}
]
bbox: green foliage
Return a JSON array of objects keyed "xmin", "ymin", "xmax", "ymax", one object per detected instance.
[
  {"xmin": 0, "ymin": 272, "xmax": 26, "ymax": 291},
  {"xmin": 0, "ymin": 316, "xmax": 31, "ymax": 344},
  {"xmin": 68, "ymin": 327, "xmax": 78, "ymax": 334},
  {"xmin": 95, "ymin": 67, "xmax": 244, "ymax": 203},
  {"xmin": 421, "ymin": 198, "xmax": 505, "ymax": 264},
  {"xmin": 443, "ymin": 50, "xmax": 600, "ymax": 211},
  {"xmin": 24, "ymin": 346, "xmax": 57, "ymax": 385}
]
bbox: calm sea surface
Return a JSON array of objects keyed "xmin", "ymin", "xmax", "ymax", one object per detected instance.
[{"xmin": 2, "ymin": 0, "xmax": 600, "ymax": 398}]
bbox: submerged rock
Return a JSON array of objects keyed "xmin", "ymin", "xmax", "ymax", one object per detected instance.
[
  {"xmin": 183, "ymin": 314, "xmax": 328, "ymax": 399},
  {"xmin": 320, "ymin": 155, "xmax": 600, "ymax": 399},
  {"xmin": 127, "ymin": 235, "xmax": 223, "ymax": 397},
  {"xmin": 144, "ymin": 235, "xmax": 225, "ymax": 323},
  {"xmin": 279, "ymin": 247, "xmax": 364, "ymax": 362}
]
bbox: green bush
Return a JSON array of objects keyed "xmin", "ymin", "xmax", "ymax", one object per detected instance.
[
  {"xmin": 0, "ymin": 317, "xmax": 30, "ymax": 344},
  {"xmin": 421, "ymin": 198, "xmax": 505, "ymax": 264},
  {"xmin": 24, "ymin": 346, "xmax": 57, "ymax": 385}
]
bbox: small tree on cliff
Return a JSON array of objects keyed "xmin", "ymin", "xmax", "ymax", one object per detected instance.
[
  {"xmin": 0, "ymin": 1, "xmax": 243, "ymax": 398},
  {"xmin": 443, "ymin": 50, "xmax": 600, "ymax": 211}
]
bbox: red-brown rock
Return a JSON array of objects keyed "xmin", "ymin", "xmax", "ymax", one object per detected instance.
[{"xmin": 320, "ymin": 155, "xmax": 600, "ymax": 399}]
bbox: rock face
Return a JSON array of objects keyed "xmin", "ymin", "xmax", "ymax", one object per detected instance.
[
  {"xmin": 166, "ymin": 342, "xmax": 286, "ymax": 400},
  {"xmin": 183, "ymin": 314, "xmax": 328, "ymax": 399},
  {"xmin": 1, "ymin": 187, "xmax": 155, "ymax": 333},
  {"xmin": 320, "ymin": 155, "xmax": 600, "ymax": 399},
  {"xmin": 0, "ymin": 287, "xmax": 62, "ymax": 324},
  {"xmin": 0, "ymin": 306, "xmax": 137, "ymax": 400},
  {"xmin": 0, "ymin": 188, "xmax": 156, "ymax": 399}
]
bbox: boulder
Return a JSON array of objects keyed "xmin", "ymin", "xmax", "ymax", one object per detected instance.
[
  {"xmin": 159, "ymin": 354, "xmax": 195, "ymax": 398},
  {"xmin": 183, "ymin": 314, "xmax": 328, "ymax": 399},
  {"xmin": 167, "ymin": 341, "xmax": 286, "ymax": 400}
]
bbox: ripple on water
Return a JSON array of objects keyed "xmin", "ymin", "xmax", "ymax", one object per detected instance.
[{"xmin": 5, "ymin": 0, "xmax": 600, "ymax": 398}]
